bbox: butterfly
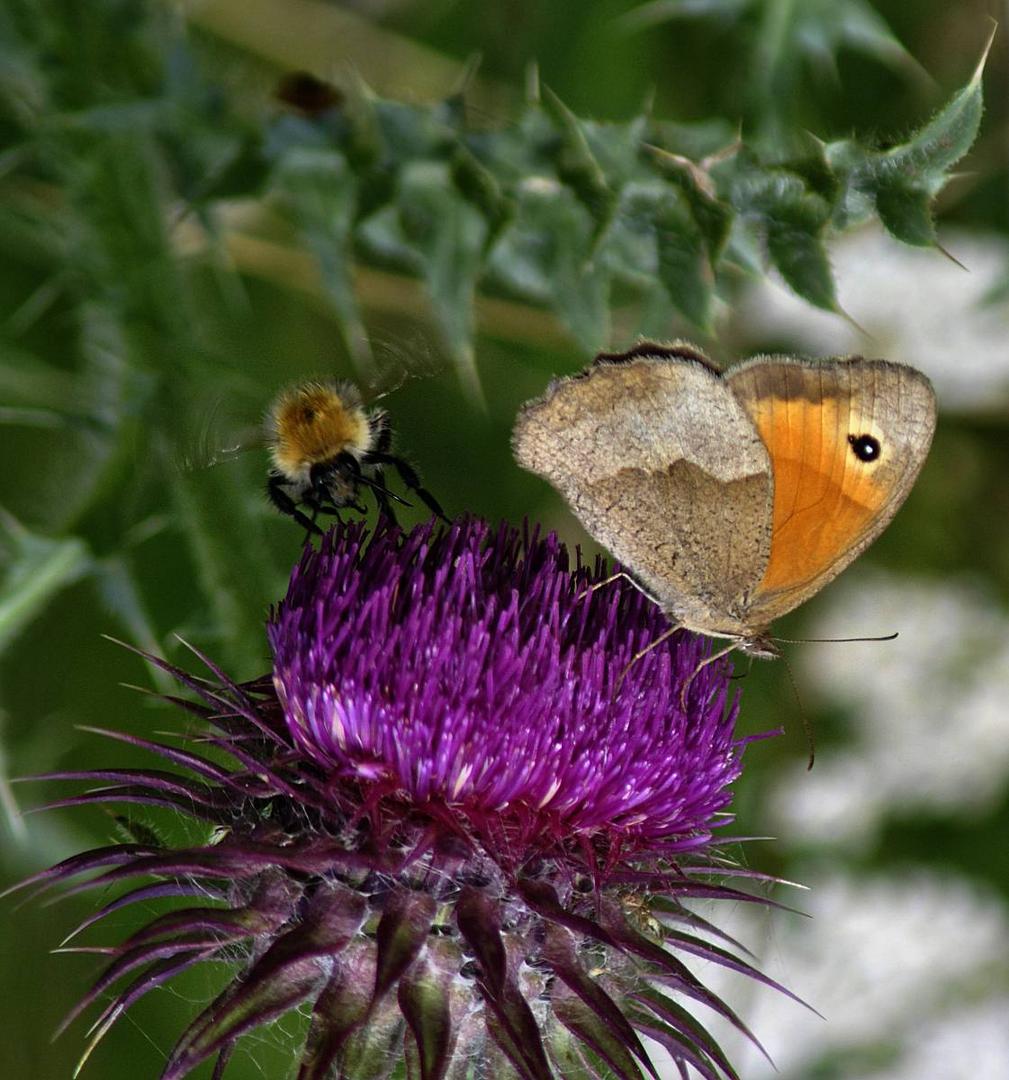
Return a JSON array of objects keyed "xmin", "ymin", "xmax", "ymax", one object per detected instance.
[{"xmin": 513, "ymin": 341, "xmax": 937, "ymax": 662}]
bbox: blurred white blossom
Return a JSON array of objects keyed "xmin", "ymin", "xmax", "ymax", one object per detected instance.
[
  {"xmin": 695, "ymin": 870, "xmax": 1009, "ymax": 1080},
  {"xmin": 863, "ymin": 996, "xmax": 1009, "ymax": 1080},
  {"xmin": 733, "ymin": 227, "xmax": 1009, "ymax": 411},
  {"xmin": 769, "ymin": 572, "xmax": 1009, "ymax": 848}
]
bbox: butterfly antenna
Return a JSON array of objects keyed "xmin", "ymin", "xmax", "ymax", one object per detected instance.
[
  {"xmin": 779, "ymin": 651, "xmax": 815, "ymax": 770},
  {"xmin": 770, "ymin": 632, "xmax": 898, "ymax": 645},
  {"xmin": 728, "ymin": 656, "xmax": 753, "ymax": 681}
]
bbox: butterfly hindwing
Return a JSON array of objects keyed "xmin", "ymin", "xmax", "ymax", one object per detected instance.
[{"xmin": 514, "ymin": 350, "xmax": 774, "ymax": 630}]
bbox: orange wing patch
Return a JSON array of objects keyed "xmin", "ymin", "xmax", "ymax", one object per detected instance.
[{"xmin": 745, "ymin": 391, "xmax": 888, "ymax": 597}]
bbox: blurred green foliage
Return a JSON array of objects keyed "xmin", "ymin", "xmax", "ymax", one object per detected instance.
[{"xmin": 1, "ymin": 1, "xmax": 1007, "ymax": 1078}]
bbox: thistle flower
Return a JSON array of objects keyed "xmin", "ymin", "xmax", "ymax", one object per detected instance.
[{"xmin": 13, "ymin": 517, "xmax": 791, "ymax": 1080}]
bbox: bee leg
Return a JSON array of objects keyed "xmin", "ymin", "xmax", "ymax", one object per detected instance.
[
  {"xmin": 306, "ymin": 499, "xmax": 322, "ymax": 536},
  {"xmin": 364, "ymin": 451, "xmax": 449, "ymax": 523},
  {"xmin": 300, "ymin": 490, "xmax": 328, "ymax": 542},
  {"xmin": 267, "ymin": 473, "xmax": 324, "ymax": 537},
  {"xmin": 334, "ymin": 452, "xmax": 410, "ymax": 512},
  {"xmin": 371, "ymin": 485, "xmax": 400, "ymax": 528},
  {"xmin": 314, "ymin": 505, "xmax": 344, "ymax": 522}
]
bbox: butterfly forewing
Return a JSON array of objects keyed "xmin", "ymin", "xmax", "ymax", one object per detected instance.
[
  {"xmin": 727, "ymin": 357, "xmax": 937, "ymax": 623},
  {"xmin": 513, "ymin": 344, "xmax": 936, "ymax": 645}
]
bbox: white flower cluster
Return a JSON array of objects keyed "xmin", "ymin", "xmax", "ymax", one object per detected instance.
[
  {"xmin": 681, "ymin": 870, "xmax": 1009, "ymax": 1080},
  {"xmin": 770, "ymin": 572, "xmax": 1009, "ymax": 848},
  {"xmin": 733, "ymin": 226, "xmax": 1009, "ymax": 412}
]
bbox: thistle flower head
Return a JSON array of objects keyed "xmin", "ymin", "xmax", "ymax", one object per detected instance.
[
  {"xmin": 14, "ymin": 518, "xmax": 789, "ymax": 1080},
  {"xmin": 271, "ymin": 518, "xmax": 742, "ymax": 849}
]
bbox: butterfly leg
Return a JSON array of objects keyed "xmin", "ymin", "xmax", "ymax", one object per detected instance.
[
  {"xmin": 266, "ymin": 473, "xmax": 324, "ymax": 538},
  {"xmin": 777, "ymin": 653, "xmax": 816, "ymax": 770},
  {"xmin": 363, "ymin": 450, "xmax": 448, "ymax": 523},
  {"xmin": 678, "ymin": 641, "xmax": 739, "ymax": 710},
  {"xmin": 579, "ymin": 571, "xmax": 662, "ymax": 608},
  {"xmin": 613, "ymin": 623, "xmax": 681, "ymax": 698}
]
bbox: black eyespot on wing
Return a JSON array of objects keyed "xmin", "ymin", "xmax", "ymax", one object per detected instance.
[{"xmin": 848, "ymin": 433, "xmax": 881, "ymax": 463}]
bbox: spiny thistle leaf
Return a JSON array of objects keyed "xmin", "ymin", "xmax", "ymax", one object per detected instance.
[
  {"xmin": 654, "ymin": 187, "xmax": 714, "ymax": 329},
  {"xmin": 827, "ymin": 25, "xmax": 992, "ymax": 247},
  {"xmin": 541, "ymin": 88, "xmax": 618, "ymax": 242},
  {"xmin": 622, "ymin": 0, "xmax": 925, "ymax": 104},
  {"xmin": 3, "ymin": 0, "xmax": 988, "ymax": 419},
  {"xmin": 270, "ymin": 146, "xmax": 370, "ymax": 369},
  {"xmin": 255, "ymin": 38, "xmax": 986, "ymax": 361}
]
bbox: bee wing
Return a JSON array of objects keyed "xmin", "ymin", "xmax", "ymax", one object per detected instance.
[
  {"xmin": 174, "ymin": 396, "xmax": 265, "ymax": 474},
  {"xmin": 363, "ymin": 334, "xmax": 446, "ymax": 403}
]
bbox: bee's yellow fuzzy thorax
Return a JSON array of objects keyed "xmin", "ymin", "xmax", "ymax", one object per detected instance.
[{"xmin": 269, "ymin": 384, "xmax": 371, "ymax": 477}]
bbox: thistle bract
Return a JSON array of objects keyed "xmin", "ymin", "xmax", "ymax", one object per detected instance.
[{"xmin": 14, "ymin": 518, "xmax": 789, "ymax": 1080}]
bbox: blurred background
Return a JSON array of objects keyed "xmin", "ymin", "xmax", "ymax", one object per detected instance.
[{"xmin": 1, "ymin": 1, "xmax": 1007, "ymax": 1077}]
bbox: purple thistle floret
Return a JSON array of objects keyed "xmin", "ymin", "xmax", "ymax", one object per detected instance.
[
  {"xmin": 10, "ymin": 518, "xmax": 793, "ymax": 1080},
  {"xmin": 270, "ymin": 518, "xmax": 741, "ymax": 849}
]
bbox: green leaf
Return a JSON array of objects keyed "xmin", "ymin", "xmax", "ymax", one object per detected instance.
[
  {"xmin": 397, "ymin": 161, "xmax": 486, "ymax": 399},
  {"xmin": 623, "ymin": 0, "xmax": 753, "ymax": 27},
  {"xmin": 716, "ymin": 150, "xmax": 837, "ymax": 311},
  {"xmin": 829, "ymin": 29, "xmax": 991, "ymax": 246},
  {"xmin": 874, "ymin": 30, "xmax": 990, "ymax": 185},
  {"xmin": 873, "ymin": 181, "xmax": 935, "ymax": 246},
  {"xmin": 489, "ymin": 178, "xmax": 609, "ymax": 353},
  {"xmin": 450, "ymin": 143, "xmax": 513, "ymax": 249},
  {"xmin": 607, "ymin": 171, "xmax": 720, "ymax": 328},
  {"xmin": 541, "ymin": 89, "xmax": 617, "ymax": 241},
  {"xmin": 625, "ymin": 0, "xmax": 923, "ymax": 137},
  {"xmin": 93, "ymin": 557, "xmax": 174, "ymax": 692},
  {"xmin": 654, "ymin": 187, "xmax": 712, "ymax": 328},
  {"xmin": 166, "ymin": 458, "xmax": 280, "ymax": 676},
  {"xmin": 648, "ymin": 117, "xmax": 740, "ymax": 161},
  {"xmin": 778, "ymin": 0, "xmax": 921, "ymax": 79},
  {"xmin": 766, "ymin": 214, "xmax": 837, "ymax": 312},
  {"xmin": 0, "ymin": 511, "xmax": 90, "ymax": 654},
  {"xmin": 272, "ymin": 146, "xmax": 371, "ymax": 369},
  {"xmin": 647, "ymin": 148, "xmax": 733, "ymax": 264},
  {"xmin": 253, "ymin": 27, "xmax": 987, "ymax": 367}
]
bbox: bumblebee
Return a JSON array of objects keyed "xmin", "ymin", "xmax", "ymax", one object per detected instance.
[{"xmin": 265, "ymin": 380, "xmax": 446, "ymax": 535}]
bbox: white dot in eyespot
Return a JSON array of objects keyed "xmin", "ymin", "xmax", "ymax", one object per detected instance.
[{"xmin": 848, "ymin": 433, "xmax": 881, "ymax": 462}]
